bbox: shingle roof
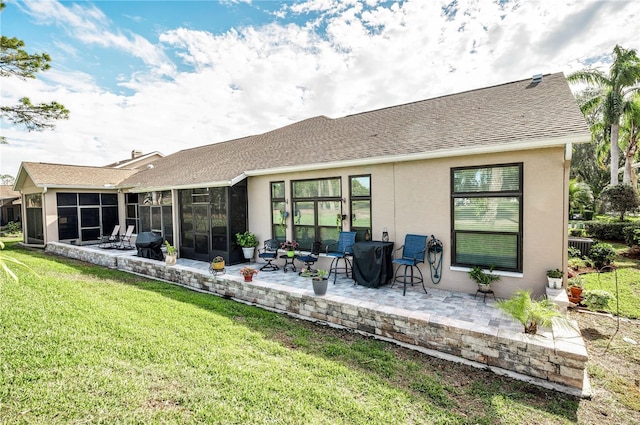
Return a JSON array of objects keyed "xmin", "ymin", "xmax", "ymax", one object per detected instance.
[
  {"xmin": 0, "ymin": 185, "xmax": 20, "ymax": 200},
  {"xmin": 122, "ymin": 72, "xmax": 590, "ymax": 191},
  {"xmin": 102, "ymin": 151, "xmax": 164, "ymax": 169},
  {"xmin": 19, "ymin": 162, "xmax": 138, "ymax": 188}
]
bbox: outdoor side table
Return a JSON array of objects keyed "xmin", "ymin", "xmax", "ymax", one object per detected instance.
[{"xmin": 279, "ymin": 254, "xmax": 297, "ymax": 273}]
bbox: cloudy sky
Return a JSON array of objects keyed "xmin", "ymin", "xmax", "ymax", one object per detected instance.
[{"xmin": 1, "ymin": 0, "xmax": 639, "ymax": 178}]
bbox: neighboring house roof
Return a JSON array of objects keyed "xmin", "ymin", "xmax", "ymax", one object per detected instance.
[
  {"xmin": 103, "ymin": 151, "xmax": 165, "ymax": 169},
  {"xmin": 0, "ymin": 185, "xmax": 20, "ymax": 200},
  {"xmin": 121, "ymin": 72, "xmax": 590, "ymax": 192},
  {"xmin": 14, "ymin": 162, "xmax": 138, "ymax": 191}
]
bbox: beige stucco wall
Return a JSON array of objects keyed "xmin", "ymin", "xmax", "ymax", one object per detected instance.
[{"xmin": 248, "ymin": 146, "xmax": 567, "ymax": 298}]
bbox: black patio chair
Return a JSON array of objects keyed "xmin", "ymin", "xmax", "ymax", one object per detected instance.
[
  {"xmin": 391, "ymin": 234, "xmax": 428, "ymax": 296},
  {"xmin": 296, "ymin": 241, "xmax": 321, "ymax": 276},
  {"xmin": 99, "ymin": 224, "xmax": 120, "ymax": 248},
  {"xmin": 327, "ymin": 231, "xmax": 357, "ymax": 284},
  {"xmin": 258, "ymin": 239, "xmax": 280, "ymax": 271}
]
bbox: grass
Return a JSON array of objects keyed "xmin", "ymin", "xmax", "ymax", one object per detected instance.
[
  {"xmin": 572, "ymin": 241, "xmax": 640, "ymax": 319},
  {"xmin": 1, "ymin": 239, "xmax": 638, "ymax": 424}
]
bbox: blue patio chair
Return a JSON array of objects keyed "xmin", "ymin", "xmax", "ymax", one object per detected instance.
[
  {"xmin": 296, "ymin": 241, "xmax": 321, "ymax": 276},
  {"xmin": 258, "ymin": 238, "xmax": 280, "ymax": 271},
  {"xmin": 326, "ymin": 231, "xmax": 357, "ymax": 284},
  {"xmin": 391, "ymin": 234, "xmax": 428, "ymax": 296}
]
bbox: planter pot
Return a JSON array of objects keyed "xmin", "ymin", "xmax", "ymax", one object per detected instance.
[
  {"xmin": 547, "ymin": 277, "xmax": 563, "ymax": 289},
  {"xmin": 244, "ymin": 275, "xmax": 254, "ymax": 282},
  {"xmin": 242, "ymin": 247, "xmax": 255, "ymax": 260},
  {"xmin": 312, "ymin": 278, "xmax": 328, "ymax": 296},
  {"xmin": 477, "ymin": 283, "xmax": 491, "ymax": 293},
  {"xmin": 287, "ymin": 250, "xmax": 295, "ymax": 258},
  {"xmin": 212, "ymin": 261, "xmax": 225, "ymax": 270},
  {"xmin": 570, "ymin": 286, "xmax": 583, "ymax": 297},
  {"xmin": 165, "ymin": 253, "xmax": 177, "ymax": 266}
]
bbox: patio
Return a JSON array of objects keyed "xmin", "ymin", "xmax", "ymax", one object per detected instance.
[{"xmin": 45, "ymin": 241, "xmax": 589, "ymax": 397}]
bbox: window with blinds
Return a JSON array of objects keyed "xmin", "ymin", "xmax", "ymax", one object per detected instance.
[{"xmin": 451, "ymin": 163, "xmax": 523, "ymax": 272}]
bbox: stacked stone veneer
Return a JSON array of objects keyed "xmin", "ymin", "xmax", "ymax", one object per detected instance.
[{"xmin": 45, "ymin": 242, "xmax": 588, "ymax": 395}]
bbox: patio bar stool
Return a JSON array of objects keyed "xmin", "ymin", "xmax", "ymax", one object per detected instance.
[
  {"xmin": 326, "ymin": 231, "xmax": 357, "ymax": 284},
  {"xmin": 391, "ymin": 234, "xmax": 428, "ymax": 296}
]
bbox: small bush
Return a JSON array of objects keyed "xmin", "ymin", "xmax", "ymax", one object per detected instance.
[
  {"xmin": 569, "ymin": 228, "xmax": 584, "ymax": 237},
  {"xmin": 582, "ymin": 289, "xmax": 613, "ymax": 312},
  {"xmin": 4, "ymin": 221, "xmax": 21, "ymax": 234},
  {"xmin": 588, "ymin": 242, "xmax": 616, "ymax": 269},
  {"xmin": 568, "ymin": 246, "xmax": 582, "ymax": 258},
  {"xmin": 622, "ymin": 224, "xmax": 640, "ymax": 247}
]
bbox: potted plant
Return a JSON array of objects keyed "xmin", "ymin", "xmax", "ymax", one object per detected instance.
[
  {"xmin": 497, "ymin": 290, "xmax": 564, "ymax": 335},
  {"xmin": 546, "ymin": 269, "xmax": 563, "ymax": 289},
  {"xmin": 582, "ymin": 289, "xmax": 613, "ymax": 312},
  {"xmin": 281, "ymin": 240, "xmax": 299, "ymax": 258},
  {"xmin": 468, "ymin": 265, "xmax": 500, "ymax": 292},
  {"xmin": 164, "ymin": 240, "xmax": 177, "ymax": 266},
  {"xmin": 311, "ymin": 269, "xmax": 329, "ymax": 295},
  {"xmin": 240, "ymin": 266, "xmax": 258, "ymax": 282},
  {"xmin": 568, "ymin": 277, "xmax": 583, "ymax": 300},
  {"xmin": 236, "ymin": 231, "xmax": 259, "ymax": 259},
  {"xmin": 211, "ymin": 255, "xmax": 225, "ymax": 271}
]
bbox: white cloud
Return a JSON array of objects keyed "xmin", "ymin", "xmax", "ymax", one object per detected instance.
[{"xmin": 2, "ymin": 0, "xmax": 640, "ymax": 177}]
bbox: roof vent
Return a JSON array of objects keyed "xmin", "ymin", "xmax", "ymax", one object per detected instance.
[
  {"xmin": 147, "ymin": 164, "xmax": 154, "ymax": 169},
  {"xmin": 532, "ymin": 74, "xmax": 543, "ymax": 83},
  {"xmin": 132, "ymin": 149, "xmax": 143, "ymax": 159}
]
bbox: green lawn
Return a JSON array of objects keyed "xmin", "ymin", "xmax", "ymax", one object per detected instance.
[
  {"xmin": 575, "ymin": 242, "xmax": 640, "ymax": 319},
  {"xmin": 0, "ymin": 240, "xmax": 583, "ymax": 424}
]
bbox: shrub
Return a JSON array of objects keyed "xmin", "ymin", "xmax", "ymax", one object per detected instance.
[
  {"xmin": 588, "ymin": 242, "xmax": 616, "ymax": 269},
  {"xmin": 582, "ymin": 289, "xmax": 613, "ymax": 312},
  {"xmin": 599, "ymin": 184, "xmax": 639, "ymax": 221},
  {"xmin": 569, "ymin": 228, "xmax": 584, "ymax": 237},
  {"xmin": 497, "ymin": 290, "xmax": 563, "ymax": 335},
  {"xmin": 568, "ymin": 246, "xmax": 582, "ymax": 258},
  {"xmin": 584, "ymin": 221, "xmax": 630, "ymax": 241},
  {"xmin": 622, "ymin": 224, "xmax": 640, "ymax": 247},
  {"xmin": 4, "ymin": 221, "xmax": 21, "ymax": 234}
]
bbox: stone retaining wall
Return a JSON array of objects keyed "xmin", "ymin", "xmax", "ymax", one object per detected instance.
[{"xmin": 45, "ymin": 242, "xmax": 588, "ymax": 395}]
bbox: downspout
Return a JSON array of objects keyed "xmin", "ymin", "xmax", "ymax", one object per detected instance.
[
  {"xmin": 563, "ymin": 144, "xmax": 572, "ymax": 286},
  {"xmin": 171, "ymin": 189, "xmax": 179, "ymax": 257},
  {"xmin": 42, "ymin": 186, "xmax": 48, "ymax": 246}
]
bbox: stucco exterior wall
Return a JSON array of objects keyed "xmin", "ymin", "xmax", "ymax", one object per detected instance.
[{"xmin": 248, "ymin": 146, "xmax": 567, "ymax": 298}]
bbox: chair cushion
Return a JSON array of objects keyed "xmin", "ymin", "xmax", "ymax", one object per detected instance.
[
  {"xmin": 259, "ymin": 252, "xmax": 276, "ymax": 259},
  {"xmin": 297, "ymin": 254, "xmax": 317, "ymax": 263},
  {"xmin": 392, "ymin": 258, "xmax": 417, "ymax": 266}
]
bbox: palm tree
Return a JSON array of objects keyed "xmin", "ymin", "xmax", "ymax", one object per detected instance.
[
  {"xmin": 568, "ymin": 179, "xmax": 594, "ymax": 215},
  {"xmin": 568, "ymin": 45, "xmax": 640, "ymax": 186},
  {"xmin": 621, "ymin": 94, "xmax": 640, "ymax": 189}
]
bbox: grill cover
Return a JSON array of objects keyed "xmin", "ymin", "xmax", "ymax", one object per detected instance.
[
  {"xmin": 135, "ymin": 232, "xmax": 165, "ymax": 260},
  {"xmin": 352, "ymin": 241, "xmax": 395, "ymax": 288}
]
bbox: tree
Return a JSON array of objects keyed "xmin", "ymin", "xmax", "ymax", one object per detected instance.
[
  {"xmin": 621, "ymin": 95, "xmax": 640, "ymax": 190},
  {"xmin": 568, "ymin": 45, "xmax": 640, "ymax": 186},
  {"xmin": 599, "ymin": 183, "xmax": 639, "ymax": 221},
  {"xmin": 571, "ymin": 88, "xmax": 611, "ymax": 196},
  {"xmin": 568, "ymin": 179, "xmax": 594, "ymax": 214},
  {"xmin": 0, "ymin": 2, "xmax": 69, "ymax": 143},
  {"xmin": 0, "ymin": 174, "xmax": 15, "ymax": 185}
]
